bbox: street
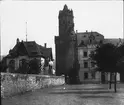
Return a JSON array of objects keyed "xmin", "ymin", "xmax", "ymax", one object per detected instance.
[{"xmin": 2, "ymin": 83, "xmax": 124, "ymax": 105}]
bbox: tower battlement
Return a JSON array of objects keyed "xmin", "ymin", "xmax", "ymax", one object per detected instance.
[{"xmin": 59, "ymin": 5, "xmax": 73, "ymax": 18}]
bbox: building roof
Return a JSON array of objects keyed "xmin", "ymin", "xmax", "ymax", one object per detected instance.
[
  {"xmin": 6, "ymin": 40, "xmax": 53, "ymax": 59},
  {"xmin": 103, "ymin": 38, "xmax": 124, "ymax": 46},
  {"xmin": 37, "ymin": 44, "xmax": 53, "ymax": 59},
  {"xmin": 59, "ymin": 4, "xmax": 73, "ymax": 18},
  {"xmin": 63, "ymin": 4, "xmax": 68, "ymax": 10},
  {"xmin": 23, "ymin": 41, "xmax": 41, "ymax": 57},
  {"xmin": 77, "ymin": 31, "xmax": 124, "ymax": 47},
  {"xmin": 77, "ymin": 31, "xmax": 104, "ymax": 46}
]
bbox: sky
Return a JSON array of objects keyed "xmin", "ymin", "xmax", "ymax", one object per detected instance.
[{"xmin": 0, "ymin": 1, "xmax": 123, "ymax": 58}]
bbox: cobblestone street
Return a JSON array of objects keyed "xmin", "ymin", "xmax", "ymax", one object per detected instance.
[{"xmin": 2, "ymin": 84, "xmax": 124, "ymax": 105}]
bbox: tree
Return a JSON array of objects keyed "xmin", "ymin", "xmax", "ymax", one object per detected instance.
[
  {"xmin": 0, "ymin": 61, "xmax": 8, "ymax": 72},
  {"xmin": 28, "ymin": 58, "xmax": 41, "ymax": 74},
  {"xmin": 90, "ymin": 43, "xmax": 119, "ymax": 92},
  {"xmin": 117, "ymin": 43, "xmax": 124, "ymax": 57}
]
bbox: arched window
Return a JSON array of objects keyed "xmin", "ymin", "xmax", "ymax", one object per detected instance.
[
  {"xmin": 9, "ymin": 60, "xmax": 15, "ymax": 67},
  {"xmin": 19, "ymin": 59, "xmax": 27, "ymax": 67},
  {"xmin": 8, "ymin": 59, "xmax": 15, "ymax": 72}
]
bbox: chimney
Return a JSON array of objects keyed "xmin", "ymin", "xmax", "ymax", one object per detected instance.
[
  {"xmin": 86, "ymin": 30, "xmax": 88, "ymax": 33},
  {"xmin": 44, "ymin": 43, "xmax": 47, "ymax": 48},
  {"xmin": 16, "ymin": 38, "xmax": 20, "ymax": 44}
]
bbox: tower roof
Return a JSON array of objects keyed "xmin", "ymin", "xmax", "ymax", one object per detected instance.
[
  {"xmin": 63, "ymin": 4, "xmax": 68, "ymax": 10},
  {"xmin": 59, "ymin": 5, "xmax": 73, "ymax": 18}
]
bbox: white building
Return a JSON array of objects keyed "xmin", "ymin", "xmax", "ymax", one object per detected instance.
[{"xmin": 77, "ymin": 31, "xmax": 122, "ymax": 83}]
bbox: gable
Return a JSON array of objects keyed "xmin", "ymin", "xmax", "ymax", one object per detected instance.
[
  {"xmin": 38, "ymin": 45, "xmax": 53, "ymax": 60},
  {"xmin": 23, "ymin": 41, "xmax": 42, "ymax": 57},
  {"xmin": 18, "ymin": 42, "xmax": 28, "ymax": 56},
  {"xmin": 6, "ymin": 42, "xmax": 28, "ymax": 58}
]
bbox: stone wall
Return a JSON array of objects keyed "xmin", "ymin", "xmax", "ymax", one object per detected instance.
[{"xmin": 1, "ymin": 73, "xmax": 65, "ymax": 98}]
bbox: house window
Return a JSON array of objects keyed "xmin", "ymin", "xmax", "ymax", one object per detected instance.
[
  {"xmin": 8, "ymin": 59, "xmax": 15, "ymax": 72},
  {"xmin": 83, "ymin": 51, "xmax": 87, "ymax": 57},
  {"xmin": 9, "ymin": 60, "xmax": 15, "ymax": 67},
  {"xmin": 84, "ymin": 72, "xmax": 88, "ymax": 79},
  {"xmin": 19, "ymin": 59, "xmax": 26, "ymax": 67},
  {"xmin": 84, "ymin": 62, "xmax": 88, "ymax": 68}
]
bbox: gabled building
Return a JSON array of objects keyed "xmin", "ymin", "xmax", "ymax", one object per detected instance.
[{"xmin": 6, "ymin": 38, "xmax": 53, "ymax": 73}]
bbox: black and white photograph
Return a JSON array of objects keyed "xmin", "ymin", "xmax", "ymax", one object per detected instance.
[{"xmin": 0, "ymin": 0, "xmax": 124, "ymax": 105}]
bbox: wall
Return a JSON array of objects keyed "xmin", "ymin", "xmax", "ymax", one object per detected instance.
[
  {"xmin": 1, "ymin": 73, "xmax": 65, "ymax": 98},
  {"xmin": 55, "ymin": 36, "xmax": 75, "ymax": 76}
]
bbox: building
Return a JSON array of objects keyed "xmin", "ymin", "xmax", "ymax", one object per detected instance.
[
  {"xmin": 5, "ymin": 38, "xmax": 53, "ymax": 74},
  {"xmin": 55, "ymin": 5, "xmax": 76, "ymax": 77},
  {"xmin": 77, "ymin": 31, "xmax": 123, "ymax": 83},
  {"xmin": 117, "ymin": 56, "xmax": 124, "ymax": 82},
  {"xmin": 55, "ymin": 4, "xmax": 123, "ymax": 83},
  {"xmin": 77, "ymin": 31, "xmax": 104, "ymax": 83}
]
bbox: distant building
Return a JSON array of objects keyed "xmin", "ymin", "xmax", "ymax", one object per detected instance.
[
  {"xmin": 77, "ymin": 31, "xmax": 123, "ymax": 83},
  {"xmin": 5, "ymin": 38, "xmax": 53, "ymax": 74},
  {"xmin": 77, "ymin": 31, "xmax": 104, "ymax": 83}
]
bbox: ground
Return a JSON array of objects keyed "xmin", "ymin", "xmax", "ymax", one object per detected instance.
[{"xmin": 1, "ymin": 83, "xmax": 124, "ymax": 105}]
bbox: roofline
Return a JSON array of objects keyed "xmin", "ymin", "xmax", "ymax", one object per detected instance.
[
  {"xmin": 76, "ymin": 31, "xmax": 103, "ymax": 35},
  {"xmin": 104, "ymin": 38, "xmax": 123, "ymax": 40}
]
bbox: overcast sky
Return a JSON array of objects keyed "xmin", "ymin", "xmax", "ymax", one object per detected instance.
[{"xmin": 0, "ymin": 1, "xmax": 123, "ymax": 58}]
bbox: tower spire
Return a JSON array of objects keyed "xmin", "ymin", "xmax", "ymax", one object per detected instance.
[
  {"xmin": 26, "ymin": 22, "xmax": 27, "ymax": 42},
  {"xmin": 63, "ymin": 4, "xmax": 68, "ymax": 10}
]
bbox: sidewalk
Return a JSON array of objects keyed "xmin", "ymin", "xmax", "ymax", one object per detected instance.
[{"xmin": 2, "ymin": 83, "xmax": 124, "ymax": 105}]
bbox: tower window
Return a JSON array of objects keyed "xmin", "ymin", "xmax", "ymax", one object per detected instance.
[{"xmin": 84, "ymin": 62, "xmax": 88, "ymax": 68}]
